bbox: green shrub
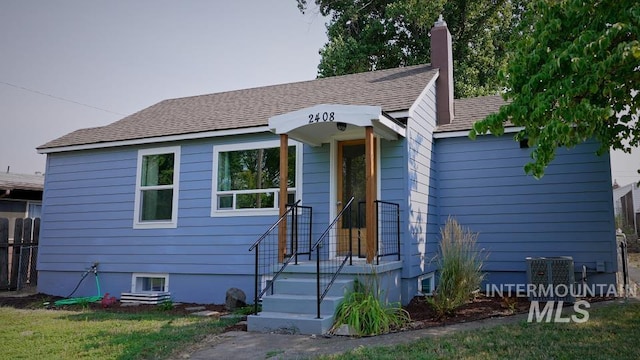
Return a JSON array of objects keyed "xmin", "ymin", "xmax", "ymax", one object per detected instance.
[
  {"xmin": 332, "ymin": 276, "xmax": 410, "ymax": 337},
  {"xmin": 233, "ymin": 304, "xmax": 260, "ymax": 316},
  {"xmin": 157, "ymin": 299, "xmax": 174, "ymax": 311},
  {"xmin": 428, "ymin": 217, "xmax": 485, "ymax": 317}
]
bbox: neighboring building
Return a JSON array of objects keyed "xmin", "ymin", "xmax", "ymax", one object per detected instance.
[
  {"xmin": 613, "ymin": 181, "xmax": 640, "ymax": 234},
  {"xmin": 36, "ymin": 19, "xmax": 618, "ymax": 332},
  {"xmin": 0, "ymin": 171, "xmax": 44, "ymax": 238}
]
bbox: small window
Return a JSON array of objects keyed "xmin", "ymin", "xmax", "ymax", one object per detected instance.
[
  {"xmin": 131, "ymin": 273, "xmax": 169, "ymax": 293},
  {"xmin": 27, "ymin": 202, "xmax": 42, "ymax": 219},
  {"xmin": 212, "ymin": 140, "xmax": 300, "ymax": 216},
  {"xmin": 418, "ymin": 273, "xmax": 435, "ymax": 296},
  {"xmin": 134, "ymin": 147, "xmax": 180, "ymax": 228}
]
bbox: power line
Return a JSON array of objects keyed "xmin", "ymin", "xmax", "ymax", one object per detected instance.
[{"xmin": 0, "ymin": 80, "xmax": 125, "ymax": 116}]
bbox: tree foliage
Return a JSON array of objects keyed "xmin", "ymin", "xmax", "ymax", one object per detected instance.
[
  {"xmin": 297, "ymin": 0, "xmax": 526, "ymax": 98},
  {"xmin": 470, "ymin": 0, "xmax": 640, "ymax": 178}
]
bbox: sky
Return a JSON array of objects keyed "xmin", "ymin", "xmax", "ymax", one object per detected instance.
[{"xmin": 1, "ymin": 1, "xmax": 638, "ymax": 186}]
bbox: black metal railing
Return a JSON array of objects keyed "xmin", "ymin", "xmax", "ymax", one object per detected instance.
[
  {"xmin": 311, "ymin": 196, "xmax": 354, "ymax": 319},
  {"xmin": 287, "ymin": 202, "xmax": 314, "ymax": 264},
  {"xmin": 248, "ymin": 201, "xmax": 312, "ymax": 315},
  {"xmin": 356, "ymin": 200, "xmax": 400, "ymax": 263},
  {"xmin": 374, "ymin": 200, "xmax": 401, "ymax": 264}
]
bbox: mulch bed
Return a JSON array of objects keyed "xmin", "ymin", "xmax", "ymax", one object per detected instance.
[{"xmin": 0, "ymin": 292, "xmax": 615, "ymax": 333}]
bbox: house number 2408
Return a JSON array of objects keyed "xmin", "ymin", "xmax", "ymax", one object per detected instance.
[{"xmin": 308, "ymin": 112, "xmax": 335, "ymax": 123}]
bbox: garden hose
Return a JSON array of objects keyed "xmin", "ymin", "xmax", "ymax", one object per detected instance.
[{"xmin": 53, "ymin": 263, "xmax": 103, "ymax": 306}]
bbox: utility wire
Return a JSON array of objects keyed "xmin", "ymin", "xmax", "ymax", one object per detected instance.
[{"xmin": 0, "ymin": 80, "xmax": 125, "ymax": 116}]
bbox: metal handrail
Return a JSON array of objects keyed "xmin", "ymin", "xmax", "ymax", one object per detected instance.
[
  {"xmin": 249, "ymin": 200, "xmax": 303, "ymax": 315},
  {"xmin": 374, "ymin": 200, "xmax": 401, "ymax": 264},
  {"xmin": 312, "ymin": 196, "xmax": 354, "ymax": 319},
  {"xmin": 249, "ymin": 200, "xmax": 300, "ymax": 251}
]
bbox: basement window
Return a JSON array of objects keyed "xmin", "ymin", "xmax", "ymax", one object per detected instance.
[
  {"xmin": 131, "ymin": 273, "xmax": 169, "ymax": 293},
  {"xmin": 417, "ymin": 273, "xmax": 435, "ymax": 296}
]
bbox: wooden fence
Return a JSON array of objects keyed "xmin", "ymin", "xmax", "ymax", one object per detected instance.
[{"xmin": 0, "ymin": 217, "xmax": 40, "ymax": 291}]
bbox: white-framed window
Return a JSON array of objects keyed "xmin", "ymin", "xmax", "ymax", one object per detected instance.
[
  {"xmin": 133, "ymin": 146, "xmax": 180, "ymax": 229},
  {"xmin": 27, "ymin": 202, "xmax": 42, "ymax": 219},
  {"xmin": 417, "ymin": 272, "xmax": 435, "ymax": 296},
  {"xmin": 212, "ymin": 140, "xmax": 302, "ymax": 216},
  {"xmin": 131, "ymin": 273, "xmax": 169, "ymax": 293}
]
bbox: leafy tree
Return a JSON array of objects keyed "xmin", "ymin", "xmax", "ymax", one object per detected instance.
[
  {"xmin": 297, "ymin": 0, "xmax": 525, "ymax": 97},
  {"xmin": 470, "ymin": 0, "xmax": 640, "ymax": 178}
]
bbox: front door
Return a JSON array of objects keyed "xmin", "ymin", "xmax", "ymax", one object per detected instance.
[{"xmin": 336, "ymin": 140, "xmax": 372, "ymax": 257}]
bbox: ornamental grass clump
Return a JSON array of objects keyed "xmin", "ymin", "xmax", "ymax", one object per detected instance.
[
  {"xmin": 428, "ymin": 217, "xmax": 485, "ymax": 317},
  {"xmin": 332, "ymin": 275, "xmax": 410, "ymax": 337}
]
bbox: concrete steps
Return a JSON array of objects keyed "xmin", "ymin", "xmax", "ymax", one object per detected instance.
[{"xmin": 247, "ymin": 276, "xmax": 354, "ymax": 335}]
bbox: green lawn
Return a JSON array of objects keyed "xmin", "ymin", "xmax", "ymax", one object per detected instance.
[
  {"xmin": 322, "ymin": 302, "xmax": 640, "ymax": 360},
  {"xmin": 0, "ymin": 307, "xmax": 235, "ymax": 359},
  {"xmin": 2, "ymin": 301, "xmax": 639, "ymax": 359}
]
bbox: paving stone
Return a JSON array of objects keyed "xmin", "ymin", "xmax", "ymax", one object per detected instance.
[{"xmin": 191, "ymin": 310, "xmax": 221, "ymax": 318}]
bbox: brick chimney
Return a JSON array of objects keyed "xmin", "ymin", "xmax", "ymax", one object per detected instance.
[{"xmin": 430, "ymin": 15, "xmax": 454, "ymax": 125}]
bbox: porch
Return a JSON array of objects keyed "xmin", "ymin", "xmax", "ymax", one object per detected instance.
[
  {"xmin": 247, "ymin": 198, "xmax": 403, "ymax": 335},
  {"xmin": 248, "ymin": 103, "xmax": 407, "ymax": 335}
]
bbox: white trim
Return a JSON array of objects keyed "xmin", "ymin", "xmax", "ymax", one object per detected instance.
[
  {"xmin": 210, "ymin": 139, "xmax": 303, "ymax": 217},
  {"xmin": 386, "ymin": 110, "xmax": 409, "ymax": 119},
  {"xmin": 37, "ymin": 126, "xmax": 270, "ymax": 154},
  {"xmin": 131, "ymin": 273, "xmax": 169, "ymax": 293},
  {"xmin": 409, "ymin": 71, "xmax": 439, "ymax": 115},
  {"xmin": 433, "ymin": 126, "xmax": 524, "ymax": 139},
  {"xmin": 417, "ymin": 272, "xmax": 435, "ymax": 296},
  {"xmin": 133, "ymin": 146, "xmax": 180, "ymax": 229},
  {"xmin": 268, "ymin": 104, "xmax": 405, "ymax": 146}
]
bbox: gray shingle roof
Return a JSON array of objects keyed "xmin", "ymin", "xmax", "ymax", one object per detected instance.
[
  {"xmin": 39, "ymin": 64, "xmax": 439, "ymax": 150},
  {"xmin": 39, "ymin": 65, "xmax": 512, "ymax": 150},
  {"xmin": 437, "ymin": 95, "xmax": 508, "ymax": 133},
  {"xmin": 0, "ymin": 173, "xmax": 44, "ymax": 192}
]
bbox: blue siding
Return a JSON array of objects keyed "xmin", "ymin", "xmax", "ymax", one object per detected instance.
[
  {"xmin": 434, "ymin": 135, "xmax": 617, "ymax": 282},
  {"xmin": 301, "ymin": 143, "xmax": 331, "ymax": 241},
  {"xmin": 403, "ymin": 84, "xmax": 439, "ymax": 287},
  {"xmin": 38, "ymin": 133, "xmax": 308, "ymax": 303}
]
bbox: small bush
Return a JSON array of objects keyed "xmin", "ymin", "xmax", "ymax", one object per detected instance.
[
  {"xmin": 428, "ymin": 217, "xmax": 485, "ymax": 317},
  {"xmin": 332, "ymin": 276, "xmax": 410, "ymax": 337},
  {"xmin": 233, "ymin": 304, "xmax": 260, "ymax": 316},
  {"xmin": 157, "ymin": 299, "xmax": 174, "ymax": 311}
]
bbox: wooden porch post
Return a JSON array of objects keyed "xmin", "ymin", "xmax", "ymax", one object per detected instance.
[
  {"xmin": 365, "ymin": 126, "xmax": 376, "ymax": 263},
  {"xmin": 278, "ymin": 134, "xmax": 289, "ymax": 262}
]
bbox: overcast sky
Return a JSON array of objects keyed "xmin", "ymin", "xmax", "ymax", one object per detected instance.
[{"xmin": 1, "ymin": 1, "xmax": 638, "ymax": 186}]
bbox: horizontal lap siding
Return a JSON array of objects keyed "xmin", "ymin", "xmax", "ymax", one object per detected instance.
[
  {"xmin": 435, "ymin": 135, "xmax": 616, "ymax": 277},
  {"xmin": 404, "ymin": 85, "xmax": 438, "ymax": 279},
  {"xmin": 39, "ymin": 134, "xmax": 297, "ymax": 301},
  {"xmin": 302, "ymin": 143, "xmax": 330, "ymax": 241}
]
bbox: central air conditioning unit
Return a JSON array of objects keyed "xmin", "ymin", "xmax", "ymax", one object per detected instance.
[{"xmin": 526, "ymin": 256, "xmax": 575, "ymax": 303}]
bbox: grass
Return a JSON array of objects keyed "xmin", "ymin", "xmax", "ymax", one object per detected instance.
[
  {"xmin": 321, "ymin": 302, "xmax": 640, "ymax": 359},
  {"xmin": 0, "ymin": 306, "xmax": 236, "ymax": 359}
]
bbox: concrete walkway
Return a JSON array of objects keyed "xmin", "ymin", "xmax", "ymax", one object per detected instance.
[{"xmin": 178, "ymin": 264, "xmax": 640, "ymax": 360}]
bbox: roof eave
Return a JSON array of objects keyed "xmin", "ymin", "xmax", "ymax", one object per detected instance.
[{"xmin": 37, "ymin": 125, "xmax": 271, "ymax": 154}]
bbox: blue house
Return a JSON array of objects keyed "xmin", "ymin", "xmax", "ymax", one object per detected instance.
[{"xmin": 36, "ymin": 19, "xmax": 618, "ymax": 333}]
